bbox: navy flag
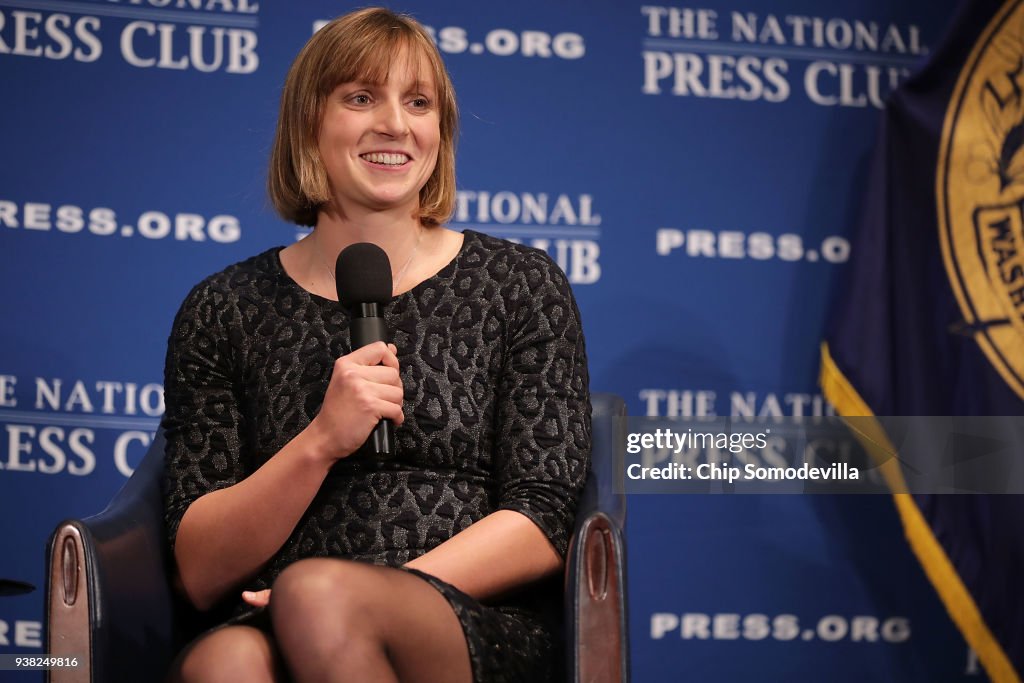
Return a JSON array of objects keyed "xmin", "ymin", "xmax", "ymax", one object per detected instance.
[{"xmin": 821, "ymin": 0, "xmax": 1024, "ymax": 680}]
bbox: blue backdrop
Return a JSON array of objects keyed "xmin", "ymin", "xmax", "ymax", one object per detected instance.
[{"xmin": 0, "ymin": 1, "xmax": 982, "ymax": 680}]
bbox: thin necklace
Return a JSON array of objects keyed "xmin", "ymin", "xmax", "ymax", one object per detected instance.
[
  {"xmin": 312, "ymin": 228, "xmax": 423, "ymax": 295},
  {"xmin": 392, "ymin": 229, "xmax": 422, "ymax": 294}
]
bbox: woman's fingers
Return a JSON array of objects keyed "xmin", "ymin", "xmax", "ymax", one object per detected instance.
[
  {"xmin": 311, "ymin": 341, "xmax": 407, "ymax": 459},
  {"xmin": 359, "ymin": 364, "xmax": 404, "ymax": 388},
  {"xmin": 346, "ymin": 341, "xmax": 399, "ymax": 369},
  {"xmin": 241, "ymin": 589, "xmax": 271, "ymax": 607},
  {"xmin": 372, "ymin": 383, "xmax": 406, "ymax": 407},
  {"xmin": 375, "ymin": 396, "xmax": 405, "ymax": 424}
]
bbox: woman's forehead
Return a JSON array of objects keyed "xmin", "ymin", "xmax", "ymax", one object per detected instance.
[{"xmin": 344, "ymin": 43, "xmax": 437, "ymax": 90}]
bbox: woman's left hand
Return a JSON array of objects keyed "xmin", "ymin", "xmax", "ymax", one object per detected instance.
[{"xmin": 242, "ymin": 589, "xmax": 272, "ymax": 607}]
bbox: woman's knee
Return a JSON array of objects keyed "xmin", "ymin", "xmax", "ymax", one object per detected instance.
[
  {"xmin": 169, "ymin": 625, "xmax": 279, "ymax": 683},
  {"xmin": 270, "ymin": 558, "xmax": 378, "ymax": 637}
]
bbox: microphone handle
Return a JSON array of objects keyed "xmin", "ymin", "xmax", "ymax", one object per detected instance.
[
  {"xmin": 350, "ymin": 315, "xmax": 388, "ymax": 348},
  {"xmin": 350, "ymin": 314, "xmax": 395, "ymax": 458}
]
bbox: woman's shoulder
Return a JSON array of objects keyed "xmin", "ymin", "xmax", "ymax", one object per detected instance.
[
  {"xmin": 453, "ymin": 231, "xmax": 583, "ymax": 339},
  {"xmin": 187, "ymin": 247, "xmax": 281, "ymax": 294},
  {"xmin": 181, "ymin": 247, "xmax": 281, "ymax": 300},
  {"xmin": 459, "ymin": 229, "xmax": 569, "ymax": 286},
  {"xmin": 171, "ymin": 247, "xmax": 283, "ymax": 325}
]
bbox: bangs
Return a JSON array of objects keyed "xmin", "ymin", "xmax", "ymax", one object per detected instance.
[{"xmin": 317, "ymin": 25, "xmax": 435, "ymax": 95}]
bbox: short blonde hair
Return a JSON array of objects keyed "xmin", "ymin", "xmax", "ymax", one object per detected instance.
[{"xmin": 268, "ymin": 8, "xmax": 458, "ymax": 227}]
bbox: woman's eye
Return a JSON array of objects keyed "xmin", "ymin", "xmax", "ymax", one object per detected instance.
[
  {"xmin": 409, "ymin": 97, "xmax": 430, "ymax": 109},
  {"xmin": 349, "ymin": 94, "xmax": 371, "ymax": 105}
]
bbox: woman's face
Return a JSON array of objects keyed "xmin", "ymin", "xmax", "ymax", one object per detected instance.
[{"xmin": 317, "ymin": 46, "xmax": 441, "ymax": 219}]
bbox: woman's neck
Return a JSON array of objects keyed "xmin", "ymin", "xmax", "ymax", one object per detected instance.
[
  {"xmin": 314, "ymin": 203, "xmax": 422, "ymax": 263},
  {"xmin": 281, "ymin": 200, "xmax": 463, "ymax": 301},
  {"xmin": 305, "ymin": 203, "xmax": 425, "ymax": 297}
]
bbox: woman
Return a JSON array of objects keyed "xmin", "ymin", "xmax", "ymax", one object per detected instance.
[{"xmin": 162, "ymin": 8, "xmax": 591, "ymax": 683}]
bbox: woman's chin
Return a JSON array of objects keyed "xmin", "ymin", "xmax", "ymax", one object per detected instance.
[{"xmin": 357, "ymin": 192, "xmax": 421, "ymax": 214}]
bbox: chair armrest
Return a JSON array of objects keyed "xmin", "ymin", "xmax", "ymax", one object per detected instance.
[
  {"xmin": 576, "ymin": 393, "xmax": 626, "ymax": 531},
  {"xmin": 565, "ymin": 392, "xmax": 629, "ymax": 683},
  {"xmin": 46, "ymin": 432, "xmax": 178, "ymax": 683}
]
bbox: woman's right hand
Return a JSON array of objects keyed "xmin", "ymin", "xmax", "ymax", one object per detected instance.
[{"xmin": 309, "ymin": 341, "xmax": 405, "ymax": 462}]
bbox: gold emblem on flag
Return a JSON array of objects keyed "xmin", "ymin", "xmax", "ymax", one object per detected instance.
[{"xmin": 938, "ymin": 0, "xmax": 1024, "ymax": 400}]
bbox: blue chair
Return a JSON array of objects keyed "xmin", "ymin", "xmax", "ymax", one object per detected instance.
[{"xmin": 46, "ymin": 393, "xmax": 628, "ymax": 683}]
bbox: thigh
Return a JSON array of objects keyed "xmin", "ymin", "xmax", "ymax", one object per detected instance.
[
  {"xmin": 407, "ymin": 569, "xmax": 560, "ymax": 683},
  {"xmin": 367, "ymin": 565, "xmax": 473, "ymax": 683},
  {"xmin": 166, "ymin": 624, "xmax": 284, "ymax": 683},
  {"xmin": 270, "ymin": 558, "xmax": 472, "ymax": 683}
]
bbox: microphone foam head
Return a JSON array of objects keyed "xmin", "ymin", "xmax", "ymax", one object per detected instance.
[{"xmin": 335, "ymin": 242, "xmax": 393, "ymax": 308}]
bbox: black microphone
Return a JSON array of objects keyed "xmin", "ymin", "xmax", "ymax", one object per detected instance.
[{"xmin": 335, "ymin": 243, "xmax": 396, "ymax": 458}]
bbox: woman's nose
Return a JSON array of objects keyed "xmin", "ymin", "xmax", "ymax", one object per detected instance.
[{"xmin": 373, "ymin": 99, "xmax": 409, "ymax": 137}]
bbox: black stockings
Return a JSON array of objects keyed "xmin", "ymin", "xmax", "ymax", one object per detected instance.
[{"xmin": 167, "ymin": 559, "xmax": 473, "ymax": 683}]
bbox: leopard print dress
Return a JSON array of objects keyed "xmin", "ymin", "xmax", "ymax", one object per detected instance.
[{"xmin": 161, "ymin": 230, "xmax": 592, "ymax": 682}]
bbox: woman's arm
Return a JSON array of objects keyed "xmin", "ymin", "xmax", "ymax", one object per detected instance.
[
  {"xmin": 168, "ymin": 340, "xmax": 405, "ymax": 611},
  {"xmin": 409, "ymin": 248, "xmax": 591, "ymax": 602},
  {"xmin": 172, "ymin": 424, "xmax": 333, "ymax": 611},
  {"xmin": 244, "ymin": 508, "xmax": 560, "ymax": 608},
  {"xmin": 404, "ymin": 509, "xmax": 562, "ymax": 599}
]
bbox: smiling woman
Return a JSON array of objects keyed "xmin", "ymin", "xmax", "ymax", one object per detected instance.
[
  {"xmin": 315, "ymin": 62, "xmax": 441, "ymax": 222},
  {"xmin": 160, "ymin": 7, "xmax": 591, "ymax": 683}
]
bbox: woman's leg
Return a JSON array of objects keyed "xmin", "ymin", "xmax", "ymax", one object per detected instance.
[
  {"xmin": 270, "ymin": 558, "xmax": 473, "ymax": 683},
  {"xmin": 166, "ymin": 624, "xmax": 285, "ymax": 683}
]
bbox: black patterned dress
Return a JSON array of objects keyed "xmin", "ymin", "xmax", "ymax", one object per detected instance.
[{"xmin": 161, "ymin": 230, "xmax": 592, "ymax": 682}]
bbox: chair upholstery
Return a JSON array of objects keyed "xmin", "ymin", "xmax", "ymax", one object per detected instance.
[{"xmin": 45, "ymin": 392, "xmax": 628, "ymax": 683}]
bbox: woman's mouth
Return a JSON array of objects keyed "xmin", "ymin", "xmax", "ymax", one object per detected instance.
[{"xmin": 360, "ymin": 152, "xmax": 410, "ymax": 166}]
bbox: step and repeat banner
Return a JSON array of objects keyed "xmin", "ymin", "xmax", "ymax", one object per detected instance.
[{"xmin": 0, "ymin": 1, "xmax": 983, "ymax": 681}]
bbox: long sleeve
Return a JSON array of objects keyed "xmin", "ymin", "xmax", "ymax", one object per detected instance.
[
  {"xmin": 493, "ymin": 250, "xmax": 591, "ymax": 558},
  {"xmin": 161, "ymin": 278, "xmax": 248, "ymax": 552}
]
